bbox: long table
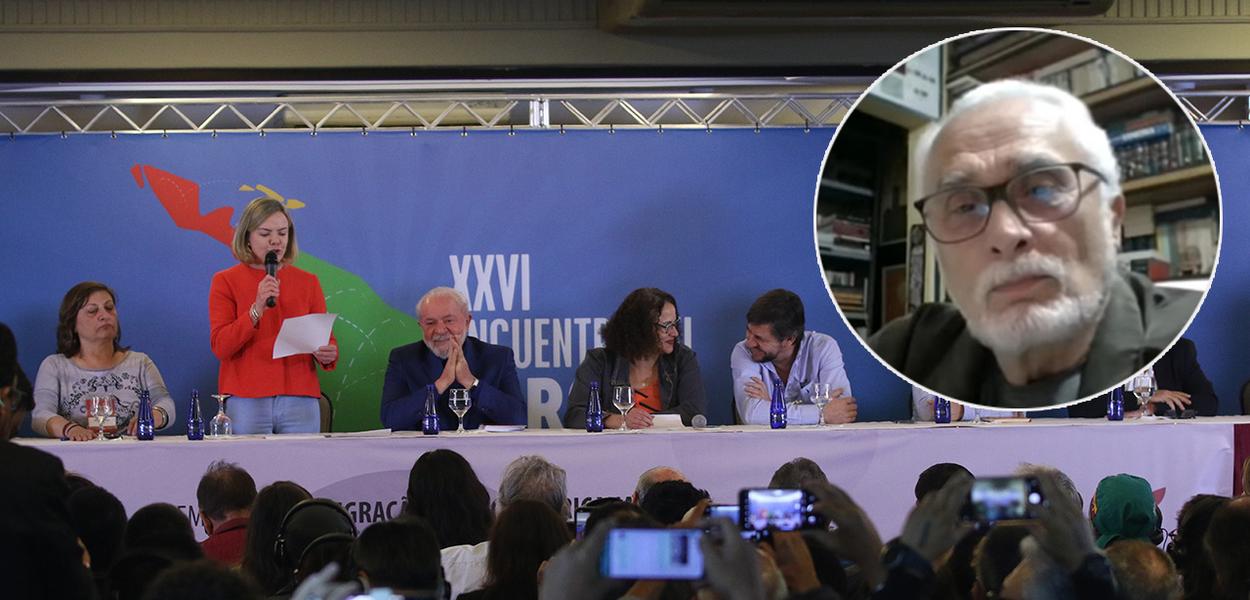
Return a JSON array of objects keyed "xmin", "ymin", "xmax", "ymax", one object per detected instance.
[{"xmin": 21, "ymin": 416, "xmax": 1246, "ymax": 541}]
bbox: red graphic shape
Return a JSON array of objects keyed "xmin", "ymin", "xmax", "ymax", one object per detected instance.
[{"xmin": 133, "ymin": 164, "xmax": 233, "ymax": 246}]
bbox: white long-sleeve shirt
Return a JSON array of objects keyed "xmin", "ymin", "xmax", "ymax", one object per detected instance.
[{"xmin": 731, "ymin": 331, "xmax": 852, "ymax": 425}]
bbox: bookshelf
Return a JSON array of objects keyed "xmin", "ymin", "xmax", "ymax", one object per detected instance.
[{"xmin": 946, "ymin": 34, "xmax": 1219, "ymax": 284}]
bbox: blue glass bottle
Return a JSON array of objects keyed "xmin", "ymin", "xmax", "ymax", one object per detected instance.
[
  {"xmin": 136, "ymin": 389, "xmax": 155, "ymax": 440},
  {"xmin": 186, "ymin": 389, "xmax": 204, "ymax": 440},
  {"xmin": 586, "ymin": 381, "xmax": 604, "ymax": 433},
  {"xmin": 1107, "ymin": 387, "xmax": 1125, "ymax": 421},
  {"xmin": 934, "ymin": 397, "xmax": 951, "ymax": 424},
  {"xmin": 769, "ymin": 374, "xmax": 787, "ymax": 430},
  {"xmin": 423, "ymin": 384, "xmax": 440, "ymax": 435}
]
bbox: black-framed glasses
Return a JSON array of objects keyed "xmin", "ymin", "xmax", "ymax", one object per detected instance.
[
  {"xmin": 655, "ymin": 318, "xmax": 681, "ymax": 334},
  {"xmin": 913, "ymin": 162, "xmax": 1108, "ymax": 244}
]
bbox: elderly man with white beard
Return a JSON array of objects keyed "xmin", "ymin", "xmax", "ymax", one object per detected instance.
[{"xmin": 869, "ymin": 79, "xmax": 1201, "ymax": 408}]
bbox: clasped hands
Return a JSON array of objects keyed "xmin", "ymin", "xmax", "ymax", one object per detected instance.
[
  {"xmin": 435, "ymin": 335, "xmax": 476, "ymax": 394},
  {"xmin": 745, "ymin": 377, "xmax": 858, "ymax": 424}
]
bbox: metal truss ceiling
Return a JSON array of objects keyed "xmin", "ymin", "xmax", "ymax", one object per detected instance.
[{"xmin": 0, "ymin": 93, "xmax": 858, "ymax": 136}]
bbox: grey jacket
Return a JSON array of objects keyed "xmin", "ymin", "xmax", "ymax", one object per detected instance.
[
  {"xmin": 562, "ymin": 344, "xmax": 707, "ymax": 428},
  {"xmin": 869, "ymin": 270, "xmax": 1201, "ymax": 408}
]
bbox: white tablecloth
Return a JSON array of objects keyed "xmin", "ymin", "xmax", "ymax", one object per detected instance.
[{"xmin": 21, "ymin": 416, "xmax": 1240, "ymax": 540}]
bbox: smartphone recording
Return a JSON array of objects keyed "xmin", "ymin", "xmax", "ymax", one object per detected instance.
[
  {"xmin": 600, "ymin": 528, "xmax": 704, "ymax": 580},
  {"xmin": 962, "ymin": 476, "xmax": 1046, "ymax": 523},
  {"xmin": 739, "ymin": 488, "xmax": 819, "ymax": 533}
]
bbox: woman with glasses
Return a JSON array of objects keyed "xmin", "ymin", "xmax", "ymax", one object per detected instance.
[
  {"xmin": 562, "ymin": 287, "xmax": 706, "ymax": 429},
  {"xmin": 31, "ymin": 282, "xmax": 177, "ymax": 440}
]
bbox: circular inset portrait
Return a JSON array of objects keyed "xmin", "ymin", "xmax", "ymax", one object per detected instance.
[{"xmin": 817, "ymin": 28, "xmax": 1220, "ymax": 411}]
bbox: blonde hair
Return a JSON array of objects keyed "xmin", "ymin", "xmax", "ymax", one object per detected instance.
[{"xmin": 231, "ymin": 197, "xmax": 298, "ymax": 264}]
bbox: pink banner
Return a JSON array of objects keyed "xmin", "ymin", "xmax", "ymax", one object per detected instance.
[{"xmin": 21, "ymin": 417, "xmax": 1238, "ymax": 541}]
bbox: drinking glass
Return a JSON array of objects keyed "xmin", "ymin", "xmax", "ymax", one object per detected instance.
[
  {"xmin": 613, "ymin": 386, "xmax": 635, "ymax": 431},
  {"xmin": 449, "ymin": 388, "xmax": 472, "ymax": 433},
  {"xmin": 1131, "ymin": 373, "xmax": 1157, "ymax": 416},
  {"xmin": 87, "ymin": 395, "xmax": 116, "ymax": 441},
  {"xmin": 810, "ymin": 383, "xmax": 832, "ymax": 426},
  {"xmin": 209, "ymin": 394, "xmax": 233, "ymax": 438}
]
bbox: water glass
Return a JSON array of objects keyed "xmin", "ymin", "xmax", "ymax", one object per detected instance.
[
  {"xmin": 209, "ymin": 394, "xmax": 233, "ymax": 438},
  {"xmin": 613, "ymin": 386, "xmax": 635, "ymax": 431},
  {"xmin": 449, "ymin": 388, "xmax": 472, "ymax": 433},
  {"xmin": 1131, "ymin": 373, "xmax": 1157, "ymax": 416},
  {"xmin": 810, "ymin": 383, "xmax": 832, "ymax": 426}
]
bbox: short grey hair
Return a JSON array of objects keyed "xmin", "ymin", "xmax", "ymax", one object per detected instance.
[
  {"xmin": 915, "ymin": 78, "xmax": 1122, "ymax": 203},
  {"xmin": 769, "ymin": 457, "xmax": 829, "ymax": 490},
  {"xmin": 498, "ymin": 455, "xmax": 568, "ymax": 517},
  {"xmin": 634, "ymin": 466, "xmax": 687, "ymax": 503},
  {"xmin": 1015, "ymin": 462, "xmax": 1083, "ymax": 510},
  {"xmin": 416, "ymin": 286, "xmax": 470, "ymax": 316}
]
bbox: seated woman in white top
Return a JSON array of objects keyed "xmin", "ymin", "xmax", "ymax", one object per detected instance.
[{"xmin": 32, "ymin": 282, "xmax": 176, "ymax": 440}]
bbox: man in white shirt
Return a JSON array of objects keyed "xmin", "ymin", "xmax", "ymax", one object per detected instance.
[{"xmin": 731, "ymin": 289, "xmax": 856, "ymax": 425}]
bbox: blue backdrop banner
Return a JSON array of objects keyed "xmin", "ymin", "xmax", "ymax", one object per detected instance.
[{"xmin": 1, "ymin": 129, "xmax": 911, "ymax": 432}]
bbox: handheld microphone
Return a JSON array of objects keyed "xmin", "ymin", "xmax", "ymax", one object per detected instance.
[{"xmin": 264, "ymin": 251, "xmax": 278, "ymax": 308}]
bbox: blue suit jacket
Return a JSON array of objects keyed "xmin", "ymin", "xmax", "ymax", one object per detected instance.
[{"xmin": 380, "ymin": 337, "xmax": 527, "ymax": 430}]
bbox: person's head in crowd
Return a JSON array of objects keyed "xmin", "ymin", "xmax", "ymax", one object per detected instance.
[
  {"xmin": 1204, "ymin": 496, "xmax": 1250, "ymax": 600},
  {"xmin": 479, "ymin": 499, "xmax": 573, "ymax": 600},
  {"xmin": 64, "ymin": 472, "xmax": 95, "ymax": 493},
  {"xmin": 67, "ymin": 484, "xmax": 127, "ymax": 575},
  {"xmin": 742, "ymin": 289, "xmax": 806, "ymax": 365},
  {"xmin": 354, "ymin": 516, "xmax": 444, "ymax": 596},
  {"xmin": 971, "ymin": 524, "xmax": 1030, "ymax": 600},
  {"xmin": 915, "ymin": 462, "xmax": 974, "ymax": 503},
  {"xmin": 1015, "ymin": 463, "xmax": 1083, "ymax": 509},
  {"xmin": 914, "ymin": 79, "xmax": 1125, "ymax": 379},
  {"xmin": 498, "ymin": 454, "xmax": 568, "ymax": 517},
  {"xmin": 273, "ymin": 499, "xmax": 357, "ymax": 581},
  {"xmin": 241, "ymin": 480, "xmax": 312, "ymax": 595},
  {"xmin": 602, "ymin": 287, "xmax": 681, "ymax": 361},
  {"xmin": 632, "ymin": 465, "xmax": 687, "ymax": 504},
  {"xmin": 1106, "ymin": 540, "xmax": 1182, "ymax": 600},
  {"xmin": 416, "ymin": 287, "xmax": 472, "ymax": 360},
  {"xmin": 232, "ymin": 196, "xmax": 299, "ymax": 265},
  {"xmin": 123, "ymin": 502, "xmax": 203, "ymax": 560},
  {"xmin": 0, "ymin": 322, "xmax": 33, "ymax": 440},
  {"xmin": 1168, "ymin": 494, "xmax": 1229, "ymax": 600},
  {"xmin": 405, "ymin": 448, "xmax": 493, "ymax": 548},
  {"xmin": 999, "ymin": 536, "xmax": 1076, "ymax": 600},
  {"xmin": 294, "ymin": 531, "xmax": 356, "ymax": 590},
  {"xmin": 57, "ymin": 281, "xmax": 129, "ymax": 358},
  {"xmin": 639, "ymin": 480, "xmax": 710, "ymax": 526},
  {"xmin": 583, "ymin": 501, "xmax": 656, "ymax": 539},
  {"xmin": 1090, "ymin": 473, "xmax": 1160, "ymax": 548},
  {"xmin": 769, "ymin": 457, "xmax": 829, "ymax": 490},
  {"xmin": 196, "ymin": 460, "xmax": 257, "ymax": 536},
  {"xmin": 139, "ymin": 559, "xmax": 262, "ymax": 600}
]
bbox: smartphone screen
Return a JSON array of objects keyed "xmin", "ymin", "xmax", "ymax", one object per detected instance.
[
  {"xmin": 601, "ymin": 528, "xmax": 704, "ymax": 580},
  {"xmin": 963, "ymin": 476, "xmax": 1045, "ymax": 523},
  {"xmin": 739, "ymin": 488, "xmax": 818, "ymax": 532}
]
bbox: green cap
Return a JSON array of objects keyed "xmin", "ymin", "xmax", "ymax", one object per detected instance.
[{"xmin": 1090, "ymin": 473, "xmax": 1158, "ymax": 549}]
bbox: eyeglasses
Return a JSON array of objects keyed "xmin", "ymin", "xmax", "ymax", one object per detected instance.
[
  {"xmin": 913, "ymin": 162, "xmax": 1108, "ymax": 244},
  {"xmin": 655, "ymin": 319, "xmax": 681, "ymax": 334}
]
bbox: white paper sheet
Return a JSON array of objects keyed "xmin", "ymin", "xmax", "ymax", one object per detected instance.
[
  {"xmin": 650, "ymin": 414, "xmax": 684, "ymax": 429},
  {"xmin": 273, "ymin": 313, "xmax": 337, "ymax": 359}
]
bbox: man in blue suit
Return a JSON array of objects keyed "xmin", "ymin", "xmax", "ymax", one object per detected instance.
[{"xmin": 380, "ymin": 287, "xmax": 527, "ymax": 430}]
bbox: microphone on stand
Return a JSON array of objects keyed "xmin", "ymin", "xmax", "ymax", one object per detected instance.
[
  {"xmin": 264, "ymin": 251, "xmax": 278, "ymax": 308},
  {"xmin": 691, "ymin": 414, "xmax": 707, "ymax": 429}
]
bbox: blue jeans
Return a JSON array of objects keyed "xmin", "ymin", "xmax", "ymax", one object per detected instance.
[{"xmin": 224, "ymin": 395, "xmax": 320, "ymax": 435}]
